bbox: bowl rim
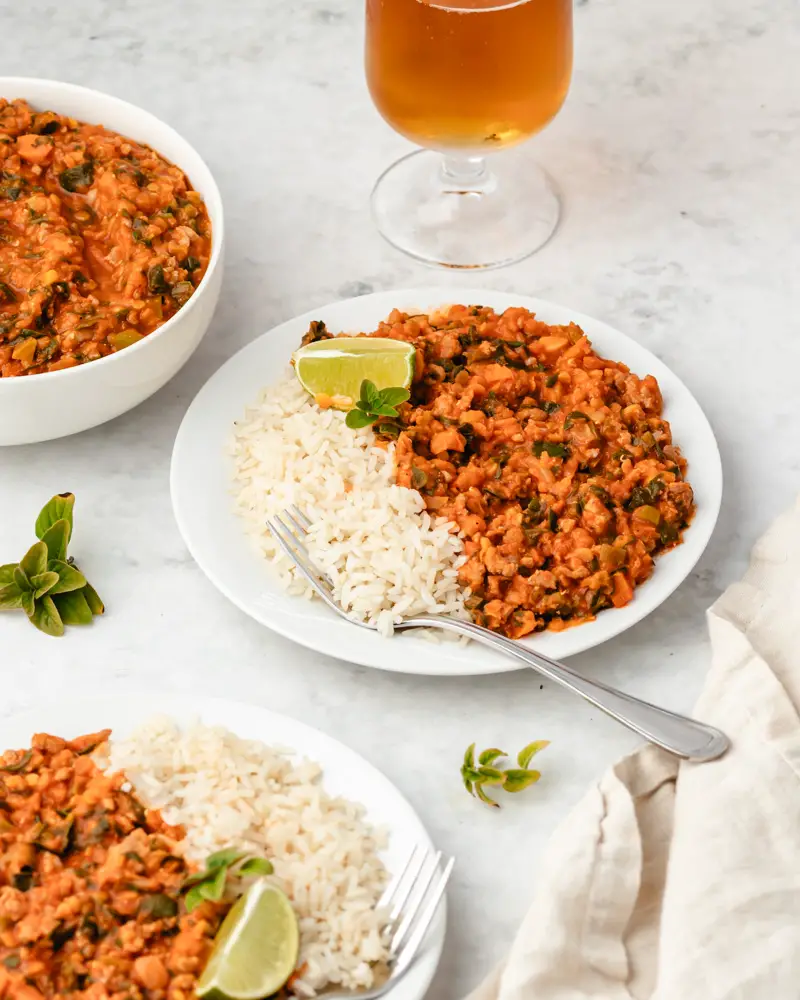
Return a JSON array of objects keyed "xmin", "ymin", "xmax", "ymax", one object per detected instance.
[{"xmin": 0, "ymin": 76, "xmax": 224, "ymax": 388}]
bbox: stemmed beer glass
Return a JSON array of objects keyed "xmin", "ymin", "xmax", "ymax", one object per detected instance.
[{"xmin": 365, "ymin": 0, "xmax": 573, "ymax": 269}]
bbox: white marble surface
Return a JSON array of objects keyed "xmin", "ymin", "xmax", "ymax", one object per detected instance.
[{"xmin": 2, "ymin": 0, "xmax": 800, "ymax": 996}]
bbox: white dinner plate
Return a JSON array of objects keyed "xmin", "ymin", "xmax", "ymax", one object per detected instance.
[
  {"xmin": 1, "ymin": 692, "xmax": 445, "ymax": 1000},
  {"xmin": 171, "ymin": 287, "xmax": 722, "ymax": 676}
]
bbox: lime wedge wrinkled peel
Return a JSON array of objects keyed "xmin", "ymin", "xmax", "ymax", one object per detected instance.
[
  {"xmin": 293, "ymin": 337, "xmax": 415, "ymax": 408},
  {"xmin": 196, "ymin": 881, "xmax": 299, "ymax": 1000}
]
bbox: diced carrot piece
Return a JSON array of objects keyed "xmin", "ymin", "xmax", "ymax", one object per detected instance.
[
  {"xmin": 16, "ymin": 133, "xmax": 54, "ymax": 164},
  {"xmin": 611, "ymin": 572, "xmax": 634, "ymax": 608}
]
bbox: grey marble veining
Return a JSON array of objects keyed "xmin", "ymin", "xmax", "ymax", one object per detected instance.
[{"xmin": 2, "ymin": 0, "xmax": 800, "ymax": 996}]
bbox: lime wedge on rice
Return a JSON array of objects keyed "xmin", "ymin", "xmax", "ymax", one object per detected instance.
[
  {"xmin": 196, "ymin": 880, "xmax": 299, "ymax": 1000},
  {"xmin": 293, "ymin": 337, "xmax": 415, "ymax": 409}
]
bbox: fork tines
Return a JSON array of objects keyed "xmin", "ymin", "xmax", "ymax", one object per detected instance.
[
  {"xmin": 266, "ymin": 507, "xmax": 337, "ymax": 606},
  {"xmin": 382, "ymin": 846, "xmax": 455, "ymax": 977}
]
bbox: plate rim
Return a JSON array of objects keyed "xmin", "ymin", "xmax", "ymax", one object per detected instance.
[
  {"xmin": 171, "ymin": 286, "xmax": 722, "ymax": 675},
  {"xmin": 0, "ymin": 690, "xmax": 446, "ymax": 1000}
]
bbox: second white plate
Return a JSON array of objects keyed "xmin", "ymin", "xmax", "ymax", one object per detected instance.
[
  {"xmin": 1, "ymin": 692, "xmax": 444, "ymax": 1000},
  {"xmin": 170, "ymin": 287, "xmax": 722, "ymax": 676}
]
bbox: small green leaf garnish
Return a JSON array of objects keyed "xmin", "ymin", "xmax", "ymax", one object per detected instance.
[
  {"xmin": 181, "ymin": 849, "xmax": 273, "ymax": 913},
  {"xmin": 0, "ymin": 494, "xmax": 103, "ymax": 637},
  {"xmin": 239, "ymin": 857, "xmax": 274, "ymax": 877},
  {"xmin": 35, "ymin": 493, "xmax": 75, "ymax": 542},
  {"xmin": 19, "ymin": 541, "xmax": 47, "ymax": 581},
  {"xmin": 502, "ymin": 768, "xmax": 542, "ymax": 793},
  {"xmin": 461, "ymin": 741, "xmax": 549, "ymax": 808},
  {"xmin": 53, "ymin": 589, "xmax": 93, "ymax": 626},
  {"xmin": 30, "ymin": 570, "xmax": 59, "ymax": 599},
  {"xmin": 345, "ymin": 379, "xmax": 410, "ymax": 431},
  {"xmin": 30, "ymin": 595, "xmax": 64, "ymax": 637},
  {"xmin": 47, "ymin": 560, "xmax": 87, "ymax": 595},
  {"xmin": 40, "ymin": 518, "xmax": 70, "ymax": 562},
  {"xmin": 517, "ymin": 740, "xmax": 550, "ymax": 769},
  {"xmin": 0, "ymin": 586, "xmax": 23, "ymax": 610},
  {"xmin": 206, "ymin": 848, "xmax": 248, "ymax": 870}
]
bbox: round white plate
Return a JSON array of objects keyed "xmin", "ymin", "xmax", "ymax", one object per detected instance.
[
  {"xmin": 171, "ymin": 287, "xmax": 722, "ymax": 675},
  {"xmin": 1, "ymin": 692, "xmax": 444, "ymax": 1000}
]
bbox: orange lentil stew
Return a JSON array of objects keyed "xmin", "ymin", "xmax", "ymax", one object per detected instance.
[
  {"xmin": 0, "ymin": 99, "xmax": 212, "ymax": 377},
  {"xmin": 303, "ymin": 305, "xmax": 695, "ymax": 639},
  {"xmin": 0, "ymin": 732, "xmax": 225, "ymax": 1000}
]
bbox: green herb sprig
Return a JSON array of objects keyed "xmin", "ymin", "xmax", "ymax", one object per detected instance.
[
  {"xmin": 0, "ymin": 493, "xmax": 104, "ymax": 637},
  {"xmin": 345, "ymin": 379, "xmax": 410, "ymax": 430},
  {"xmin": 461, "ymin": 740, "xmax": 549, "ymax": 808},
  {"xmin": 182, "ymin": 848, "xmax": 274, "ymax": 912}
]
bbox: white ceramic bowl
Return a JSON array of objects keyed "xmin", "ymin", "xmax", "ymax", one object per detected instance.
[{"xmin": 0, "ymin": 78, "xmax": 224, "ymax": 446}]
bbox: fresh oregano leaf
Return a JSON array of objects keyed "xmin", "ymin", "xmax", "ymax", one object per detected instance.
[
  {"xmin": 29, "ymin": 595, "xmax": 64, "ymax": 637},
  {"xmin": 463, "ymin": 743, "xmax": 476, "ymax": 770},
  {"xmin": 197, "ymin": 866, "xmax": 227, "ymax": 902},
  {"xmin": 20, "ymin": 590, "xmax": 35, "ymax": 617},
  {"xmin": 478, "ymin": 748, "xmax": 505, "ymax": 766},
  {"xmin": 30, "ymin": 571, "xmax": 59, "ymax": 599},
  {"xmin": 476, "ymin": 766, "xmax": 506, "ymax": 785},
  {"xmin": 239, "ymin": 857, "xmax": 273, "ymax": 877},
  {"xmin": 503, "ymin": 769, "xmax": 541, "ymax": 793},
  {"xmin": 360, "ymin": 379, "xmax": 375, "ymax": 405},
  {"xmin": 345, "ymin": 408, "xmax": 377, "ymax": 430},
  {"xmin": 474, "ymin": 783, "xmax": 499, "ymax": 808},
  {"xmin": 0, "ymin": 583, "xmax": 23, "ymax": 610},
  {"xmin": 0, "ymin": 564, "xmax": 16, "ymax": 586},
  {"xmin": 40, "ymin": 519, "xmax": 70, "ymax": 562},
  {"xmin": 517, "ymin": 740, "xmax": 550, "ymax": 769},
  {"xmin": 379, "ymin": 386, "xmax": 410, "ymax": 407},
  {"xmin": 53, "ymin": 590, "xmax": 93, "ymax": 625},
  {"xmin": 372, "ymin": 402, "xmax": 402, "ymax": 417},
  {"xmin": 184, "ymin": 884, "xmax": 205, "ymax": 913},
  {"xmin": 47, "ymin": 560, "xmax": 87, "ymax": 595},
  {"xmin": 81, "ymin": 581, "xmax": 105, "ymax": 615},
  {"xmin": 19, "ymin": 541, "xmax": 47, "ymax": 580},
  {"xmin": 35, "ymin": 494, "xmax": 75, "ymax": 543},
  {"xmin": 206, "ymin": 848, "xmax": 247, "ymax": 870}
]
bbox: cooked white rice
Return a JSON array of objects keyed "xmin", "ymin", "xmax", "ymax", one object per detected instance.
[
  {"xmin": 104, "ymin": 717, "xmax": 390, "ymax": 997},
  {"xmin": 231, "ymin": 371, "xmax": 470, "ymax": 636}
]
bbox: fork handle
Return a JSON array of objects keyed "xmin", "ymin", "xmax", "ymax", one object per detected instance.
[{"xmin": 408, "ymin": 615, "xmax": 730, "ymax": 762}]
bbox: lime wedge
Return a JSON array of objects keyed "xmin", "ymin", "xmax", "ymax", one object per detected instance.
[
  {"xmin": 293, "ymin": 337, "xmax": 415, "ymax": 409},
  {"xmin": 196, "ymin": 881, "xmax": 299, "ymax": 1000}
]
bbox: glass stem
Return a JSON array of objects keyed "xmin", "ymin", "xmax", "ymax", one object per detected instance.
[{"xmin": 440, "ymin": 155, "xmax": 490, "ymax": 192}]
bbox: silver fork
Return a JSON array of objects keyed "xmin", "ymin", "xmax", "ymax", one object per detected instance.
[
  {"xmin": 268, "ymin": 507, "xmax": 730, "ymax": 763},
  {"xmin": 324, "ymin": 846, "xmax": 454, "ymax": 1000}
]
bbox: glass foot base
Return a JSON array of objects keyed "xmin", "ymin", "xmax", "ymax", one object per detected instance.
[{"xmin": 371, "ymin": 148, "xmax": 560, "ymax": 270}]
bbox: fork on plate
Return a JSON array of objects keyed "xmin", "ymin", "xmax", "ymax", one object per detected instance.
[
  {"xmin": 268, "ymin": 506, "xmax": 730, "ymax": 763},
  {"xmin": 323, "ymin": 846, "xmax": 454, "ymax": 1000}
]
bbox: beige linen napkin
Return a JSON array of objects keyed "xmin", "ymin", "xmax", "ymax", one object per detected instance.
[{"xmin": 470, "ymin": 496, "xmax": 800, "ymax": 1000}]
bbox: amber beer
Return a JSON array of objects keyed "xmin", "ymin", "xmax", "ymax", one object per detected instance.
[{"xmin": 365, "ymin": 0, "xmax": 573, "ymax": 152}]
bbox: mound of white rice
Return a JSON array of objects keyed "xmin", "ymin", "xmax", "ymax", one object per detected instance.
[
  {"xmin": 231, "ymin": 371, "xmax": 470, "ymax": 635},
  {"xmin": 104, "ymin": 717, "xmax": 389, "ymax": 997}
]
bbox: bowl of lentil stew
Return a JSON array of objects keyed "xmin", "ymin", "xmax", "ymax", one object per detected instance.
[{"xmin": 0, "ymin": 78, "xmax": 223, "ymax": 445}]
